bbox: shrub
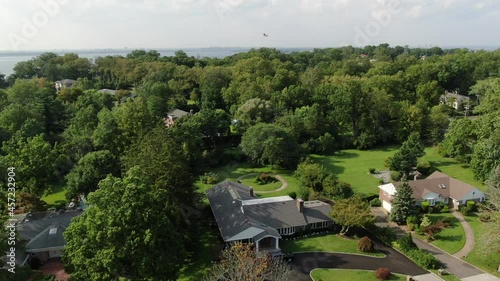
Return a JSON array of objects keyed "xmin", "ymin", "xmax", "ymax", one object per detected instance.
[
  {"xmin": 200, "ymin": 172, "xmax": 220, "ymax": 184},
  {"xmin": 390, "ymin": 171, "xmax": 402, "ymax": 181},
  {"xmin": 420, "ymin": 215, "xmax": 431, "ymax": 229},
  {"xmin": 398, "ymin": 233, "xmax": 417, "ymax": 252},
  {"xmin": 370, "ymin": 198, "xmax": 382, "ymax": 207},
  {"xmin": 298, "ymin": 187, "xmax": 311, "ymax": 201},
  {"xmin": 441, "ymin": 205, "xmax": 449, "ymax": 213},
  {"xmin": 369, "ymin": 168, "xmax": 376, "ymax": 174},
  {"xmin": 421, "ymin": 201, "xmax": 430, "ymax": 213},
  {"xmin": 384, "ymin": 156, "xmax": 393, "ymax": 168},
  {"xmin": 406, "ymin": 249, "xmax": 439, "ymax": 269},
  {"xmin": 379, "ymin": 179, "xmax": 385, "ymax": 184},
  {"xmin": 459, "ymin": 206, "xmax": 470, "ymax": 216},
  {"xmin": 479, "ymin": 212, "xmax": 491, "ymax": 222},
  {"xmin": 288, "ymin": 191, "xmax": 297, "ymax": 199},
  {"xmin": 375, "ymin": 268, "xmax": 391, "ymax": 280},
  {"xmin": 358, "ymin": 236, "xmax": 374, "ymax": 252},
  {"xmin": 407, "ymin": 215, "xmax": 420, "ymax": 226},
  {"xmin": 467, "ymin": 201, "xmax": 476, "ymax": 212}
]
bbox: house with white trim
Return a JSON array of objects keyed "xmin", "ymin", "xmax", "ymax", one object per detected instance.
[
  {"xmin": 379, "ymin": 171, "xmax": 486, "ymax": 212},
  {"xmin": 14, "ymin": 210, "xmax": 82, "ymax": 266},
  {"xmin": 206, "ymin": 181, "xmax": 333, "ymax": 255}
]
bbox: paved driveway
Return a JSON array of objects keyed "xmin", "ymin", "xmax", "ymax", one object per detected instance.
[{"xmin": 290, "ymin": 235, "xmax": 428, "ymax": 280}]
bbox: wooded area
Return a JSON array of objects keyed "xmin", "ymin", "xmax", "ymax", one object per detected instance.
[{"xmin": 0, "ymin": 45, "xmax": 498, "ymax": 280}]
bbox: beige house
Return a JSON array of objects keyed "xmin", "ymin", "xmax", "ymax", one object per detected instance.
[{"xmin": 379, "ymin": 171, "xmax": 486, "ymax": 212}]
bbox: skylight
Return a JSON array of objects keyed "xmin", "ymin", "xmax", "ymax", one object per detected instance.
[{"xmin": 49, "ymin": 228, "xmax": 57, "ymax": 235}]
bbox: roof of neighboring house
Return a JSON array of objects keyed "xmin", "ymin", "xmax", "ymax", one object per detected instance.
[
  {"xmin": 384, "ymin": 171, "xmax": 482, "ymax": 201},
  {"xmin": 442, "ymin": 91, "xmax": 470, "ymax": 101},
  {"xmin": 207, "ymin": 181, "xmax": 333, "ymax": 242},
  {"xmin": 25, "ymin": 224, "xmax": 67, "ymax": 252},
  {"xmin": 97, "ymin": 89, "xmax": 117, "ymax": 95},
  {"xmin": 17, "ymin": 210, "xmax": 82, "ymax": 242},
  {"xmin": 167, "ymin": 109, "xmax": 189, "ymax": 119}
]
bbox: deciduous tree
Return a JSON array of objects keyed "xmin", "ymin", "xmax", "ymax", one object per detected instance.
[
  {"xmin": 203, "ymin": 242, "xmax": 295, "ymax": 281},
  {"xmin": 241, "ymin": 123, "xmax": 300, "ymax": 169},
  {"xmin": 330, "ymin": 196, "xmax": 374, "ymax": 235},
  {"xmin": 63, "ymin": 169, "xmax": 187, "ymax": 281}
]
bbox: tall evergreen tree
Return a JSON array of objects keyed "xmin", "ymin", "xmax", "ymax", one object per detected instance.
[
  {"xmin": 389, "ymin": 132, "xmax": 425, "ymax": 174},
  {"xmin": 390, "ymin": 182, "xmax": 418, "ymax": 225}
]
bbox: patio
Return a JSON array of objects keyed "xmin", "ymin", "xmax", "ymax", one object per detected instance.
[{"xmin": 38, "ymin": 258, "xmax": 70, "ymax": 281}]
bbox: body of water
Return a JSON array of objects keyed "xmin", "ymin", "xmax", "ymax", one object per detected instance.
[{"xmin": 0, "ymin": 48, "xmax": 258, "ymax": 76}]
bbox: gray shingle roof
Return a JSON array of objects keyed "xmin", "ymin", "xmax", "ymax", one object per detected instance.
[
  {"xmin": 25, "ymin": 224, "xmax": 67, "ymax": 252},
  {"xmin": 207, "ymin": 181, "xmax": 332, "ymax": 242},
  {"xmin": 17, "ymin": 210, "xmax": 82, "ymax": 241},
  {"xmin": 303, "ymin": 201, "xmax": 332, "ymax": 224}
]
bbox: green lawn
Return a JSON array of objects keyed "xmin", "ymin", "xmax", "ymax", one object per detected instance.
[
  {"xmin": 281, "ymin": 234, "xmax": 385, "ymax": 257},
  {"xmin": 41, "ymin": 183, "xmax": 67, "ymax": 206},
  {"xmin": 310, "ymin": 146, "xmax": 398, "ymax": 195},
  {"xmin": 194, "ymin": 163, "xmax": 300, "ymax": 198},
  {"xmin": 426, "ymin": 213, "xmax": 465, "ymax": 254},
  {"xmin": 464, "ymin": 213, "xmax": 500, "ymax": 277},
  {"xmin": 311, "ymin": 269, "xmax": 407, "ymax": 281},
  {"xmin": 309, "ymin": 146, "xmax": 484, "ymax": 195},
  {"xmin": 423, "ymin": 147, "xmax": 484, "ymax": 190},
  {"xmin": 240, "ymin": 177, "xmax": 282, "ymax": 192}
]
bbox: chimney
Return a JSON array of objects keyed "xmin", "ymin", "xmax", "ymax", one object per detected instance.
[
  {"xmin": 249, "ymin": 186, "xmax": 254, "ymax": 197},
  {"xmin": 297, "ymin": 198, "xmax": 304, "ymax": 213}
]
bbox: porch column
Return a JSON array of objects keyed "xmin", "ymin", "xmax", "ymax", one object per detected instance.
[
  {"xmin": 256, "ymin": 240, "xmax": 259, "ymax": 252},
  {"xmin": 275, "ymin": 237, "xmax": 279, "ymax": 249}
]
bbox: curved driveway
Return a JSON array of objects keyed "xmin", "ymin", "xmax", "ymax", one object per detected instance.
[{"xmin": 290, "ymin": 237, "xmax": 428, "ymax": 280}]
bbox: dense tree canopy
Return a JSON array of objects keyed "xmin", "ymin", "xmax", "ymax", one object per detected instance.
[
  {"xmin": 240, "ymin": 123, "xmax": 300, "ymax": 169},
  {"xmin": 1, "ymin": 46, "xmax": 499, "ymax": 277},
  {"xmin": 63, "ymin": 170, "xmax": 188, "ymax": 281}
]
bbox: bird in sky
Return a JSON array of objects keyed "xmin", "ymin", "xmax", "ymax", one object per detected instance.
[{"xmin": 263, "ymin": 33, "xmax": 269, "ymax": 37}]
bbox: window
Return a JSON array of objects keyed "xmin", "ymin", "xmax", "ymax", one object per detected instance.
[
  {"xmin": 311, "ymin": 221, "xmax": 329, "ymax": 229},
  {"xmin": 278, "ymin": 227, "xmax": 295, "ymax": 235}
]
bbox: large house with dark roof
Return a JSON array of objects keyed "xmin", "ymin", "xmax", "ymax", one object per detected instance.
[
  {"xmin": 206, "ymin": 181, "xmax": 333, "ymax": 255},
  {"xmin": 13, "ymin": 210, "xmax": 82, "ymax": 265},
  {"xmin": 378, "ymin": 171, "xmax": 486, "ymax": 212}
]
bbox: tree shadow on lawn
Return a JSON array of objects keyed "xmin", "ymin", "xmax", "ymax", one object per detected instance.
[{"xmin": 434, "ymin": 234, "xmax": 463, "ymax": 243}]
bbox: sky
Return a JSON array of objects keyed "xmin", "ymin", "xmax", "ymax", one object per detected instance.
[{"xmin": 0, "ymin": 0, "xmax": 499, "ymax": 51}]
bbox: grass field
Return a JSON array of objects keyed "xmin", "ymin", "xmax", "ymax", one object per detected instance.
[
  {"xmin": 194, "ymin": 163, "xmax": 300, "ymax": 198},
  {"xmin": 310, "ymin": 269, "xmax": 407, "ymax": 281},
  {"xmin": 310, "ymin": 146, "xmax": 398, "ymax": 195},
  {"xmin": 281, "ymin": 234, "xmax": 385, "ymax": 257},
  {"xmin": 41, "ymin": 183, "xmax": 67, "ymax": 206},
  {"xmin": 426, "ymin": 213, "xmax": 465, "ymax": 254},
  {"xmin": 309, "ymin": 146, "xmax": 484, "ymax": 195},
  {"xmin": 422, "ymin": 147, "xmax": 484, "ymax": 190},
  {"xmin": 464, "ymin": 214, "xmax": 500, "ymax": 277}
]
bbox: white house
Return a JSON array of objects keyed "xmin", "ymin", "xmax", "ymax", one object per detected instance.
[{"xmin": 379, "ymin": 171, "xmax": 486, "ymax": 212}]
